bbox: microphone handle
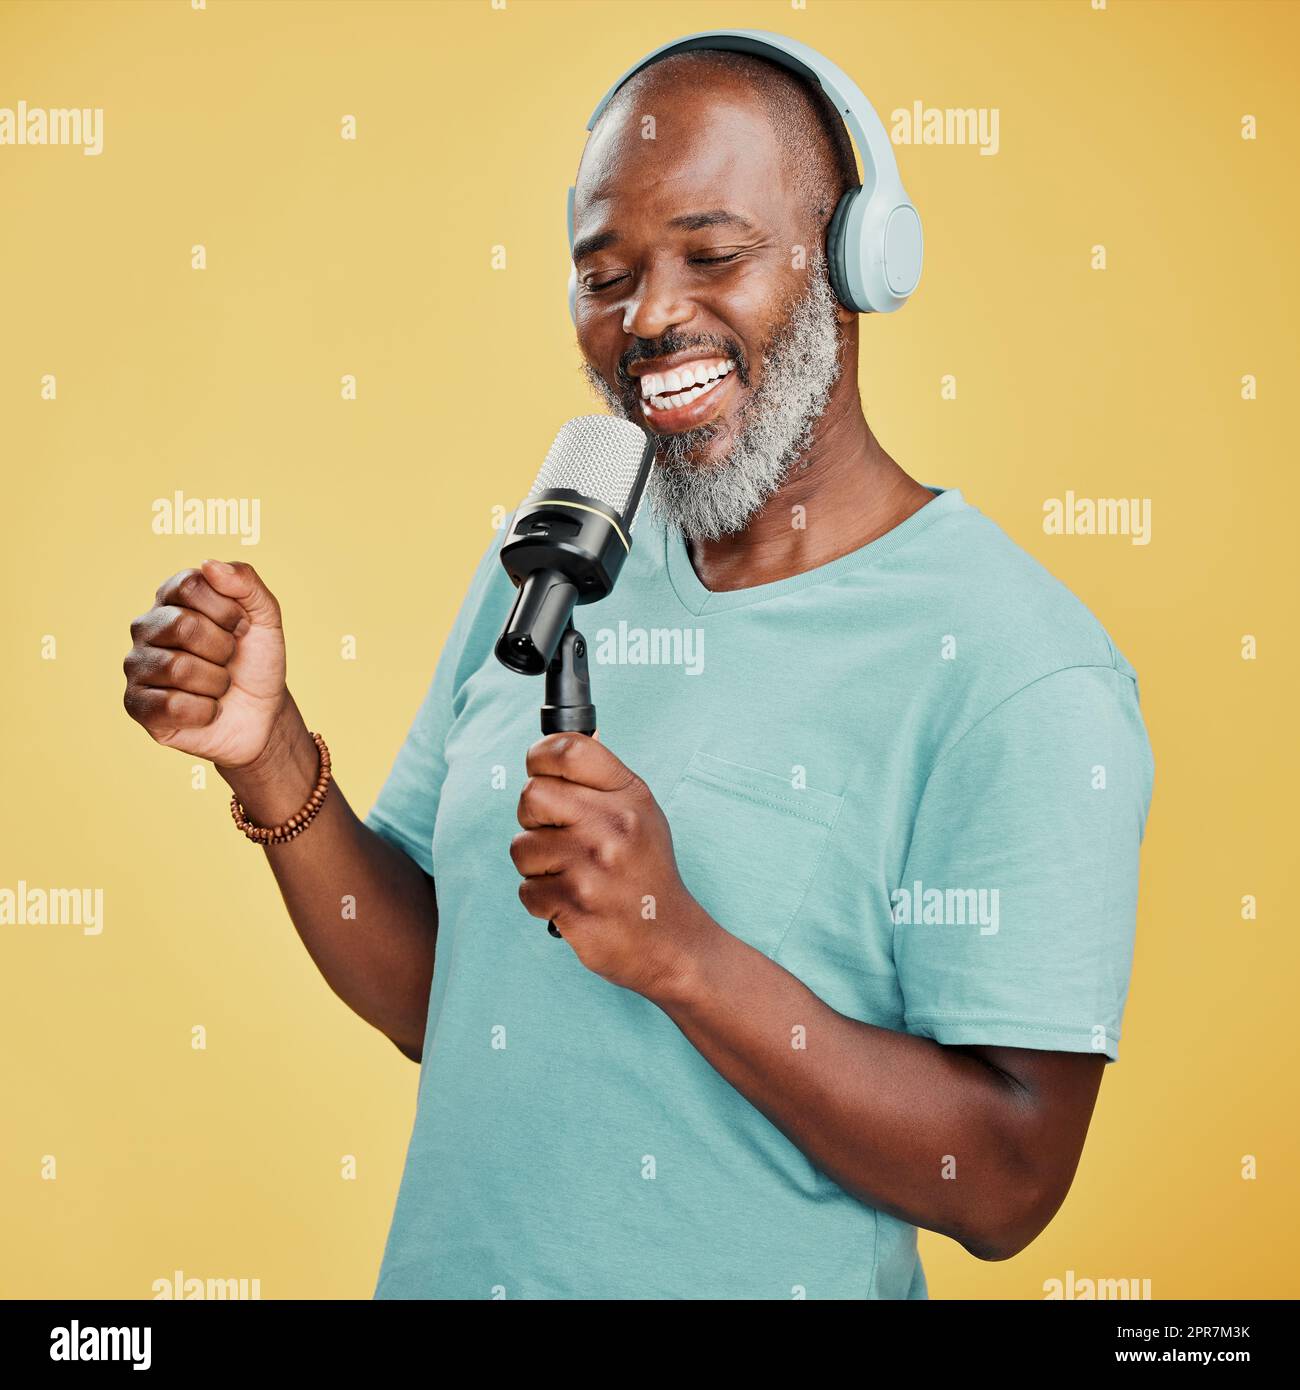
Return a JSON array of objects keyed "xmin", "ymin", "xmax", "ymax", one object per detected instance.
[
  {"xmin": 545, "ymin": 727, "xmax": 593, "ymax": 939},
  {"xmin": 541, "ymin": 624, "xmax": 596, "ymax": 939}
]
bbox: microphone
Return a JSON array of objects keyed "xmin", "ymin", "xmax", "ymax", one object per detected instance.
[
  {"xmin": 495, "ymin": 415, "xmax": 655, "ymax": 680},
  {"xmin": 495, "ymin": 415, "xmax": 656, "ymax": 941}
]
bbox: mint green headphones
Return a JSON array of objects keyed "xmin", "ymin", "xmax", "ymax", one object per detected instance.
[{"xmin": 566, "ymin": 28, "xmax": 923, "ymax": 322}]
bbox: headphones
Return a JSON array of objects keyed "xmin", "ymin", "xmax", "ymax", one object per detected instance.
[{"xmin": 566, "ymin": 28, "xmax": 923, "ymax": 324}]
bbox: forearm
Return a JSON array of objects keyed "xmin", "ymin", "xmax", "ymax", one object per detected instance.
[
  {"xmin": 653, "ymin": 907, "xmax": 1051, "ymax": 1258},
  {"xmin": 220, "ymin": 695, "xmax": 438, "ymax": 1061}
]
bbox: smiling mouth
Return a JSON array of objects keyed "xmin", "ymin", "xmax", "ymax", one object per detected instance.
[{"xmin": 636, "ymin": 357, "xmax": 737, "ymax": 429}]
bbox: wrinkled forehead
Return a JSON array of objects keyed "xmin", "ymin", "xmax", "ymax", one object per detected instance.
[{"xmin": 573, "ymin": 87, "xmax": 789, "ymax": 238}]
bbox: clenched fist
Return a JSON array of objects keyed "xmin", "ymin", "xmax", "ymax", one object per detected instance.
[{"xmin": 123, "ymin": 560, "xmax": 289, "ymax": 770}]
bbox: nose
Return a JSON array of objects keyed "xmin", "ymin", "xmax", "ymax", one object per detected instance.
[{"xmin": 622, "ymin": 257, "xmax": 695, "ymax": 341}]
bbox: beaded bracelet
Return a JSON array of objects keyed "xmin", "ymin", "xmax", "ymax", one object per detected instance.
[{"xmin": 230, "ymin": 731, "xmax": 332, "ymax": 845}]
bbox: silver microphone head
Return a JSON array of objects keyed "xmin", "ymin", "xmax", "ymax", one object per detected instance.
[{"xmin": 527, "ymin": 415, "xmax": 655, "ymax": 532}]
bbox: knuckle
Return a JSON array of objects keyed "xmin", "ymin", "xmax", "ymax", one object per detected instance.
[
  {"xmin": 614, "ymin": 805, "xmax": 641, "ymax": 838},
  {"xmin": 175, "ymin": 570, "xmax": 204, "ymax": 605},
  {"xmin": 172, "ymin": 610, "xmax": 199, "ymax": 645},
  {"xmin": 167, "ymin": 650, "xmax": 192, "ymax": 684},
  {"xmin": 592, "ymin": 835, "xmax": 622, "ymax": 871},
  {"xmin": 234, "ymin": 561, "xmax": 267, "ymax": 597},
  {"xmin": 566, "ymin": 874, "xmax": 594, "ymax": 916},
  {"xmin": 123, "ymin": 685, "xmax": 152, "ymax": 724}
]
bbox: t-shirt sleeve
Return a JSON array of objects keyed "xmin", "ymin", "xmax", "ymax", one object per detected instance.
[
  {"xmin": 364, "ymin": 533, "xmax": 509, "ymax": 876},
  {"xmin": 893, "ymin": 664, "xmax": 1154, "ymax": 1062}
]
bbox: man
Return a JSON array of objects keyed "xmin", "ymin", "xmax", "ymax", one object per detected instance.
[{"xmin": 123, "ymin": 45, "xmax": 1153, "ymax": 1299}]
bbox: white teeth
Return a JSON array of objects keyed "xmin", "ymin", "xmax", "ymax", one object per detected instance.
[
  {"xmin": 643, "ymin": 366, "xmax": 733, "ymax": 415},
  {"xmin": 639, "ymin": 357, "xmax": 735, "ymax": 399}
]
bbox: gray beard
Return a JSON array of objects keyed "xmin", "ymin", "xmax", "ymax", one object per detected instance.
[{"xmin": 580, "ymin": 262, "xmax": 844, "ymax": 541}]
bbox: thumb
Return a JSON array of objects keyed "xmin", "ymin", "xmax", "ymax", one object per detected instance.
[
  {"xmin": 201, "ymin": 559, "xmax": 282, "ymax": 629},
  {"xmin": 591, "ymin": 728, "xmax": 601, "ymax": 743}
]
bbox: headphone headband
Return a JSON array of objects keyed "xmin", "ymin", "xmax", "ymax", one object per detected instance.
[{"xmin": 582, "ymin": 31, "xmax": 906, "ymax": 214}]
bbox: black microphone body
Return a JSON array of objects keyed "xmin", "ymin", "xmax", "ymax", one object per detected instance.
[{"xmin": 494, "ymin": 489, "xmax": 630, "ymax": 676}]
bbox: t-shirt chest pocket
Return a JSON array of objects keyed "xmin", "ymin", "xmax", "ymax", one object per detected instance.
[{"xmin": 662, "ymin": 751, "xmax": 844, "ymax": 959}]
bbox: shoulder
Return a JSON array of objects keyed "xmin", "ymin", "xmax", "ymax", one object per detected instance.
[
  {"xmin": 877, "ymin": 490, "xmax": 1146, "ymax": 759},
  {"xmin": 895, "ymin": 490, "xmax": 1134, "ymax": 677}
]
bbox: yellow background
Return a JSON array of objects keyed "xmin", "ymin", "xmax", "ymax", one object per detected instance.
[{"xmin": 1, "ymin": 0, "xmax": 1295, "ymax": 1299}]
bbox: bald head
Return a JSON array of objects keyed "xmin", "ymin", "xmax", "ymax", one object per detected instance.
[{"xmin": 592, "ymin": 49, "xmax": 860, "ymax": 249}]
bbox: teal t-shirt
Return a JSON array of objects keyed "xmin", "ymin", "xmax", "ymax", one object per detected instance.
[{"xmin": 365, "ymin": 486, "xmax": 1154, "ymax": 1300}]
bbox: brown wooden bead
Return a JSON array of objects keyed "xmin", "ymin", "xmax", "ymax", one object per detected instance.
[{"xmin": 230, "ymin": 732, "xmax": 332, "ymax": 846}]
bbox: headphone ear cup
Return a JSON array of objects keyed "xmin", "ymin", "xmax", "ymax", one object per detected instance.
[{"xmin": 824, "ymin": 189, "xmax": 862, "ymax": 313}]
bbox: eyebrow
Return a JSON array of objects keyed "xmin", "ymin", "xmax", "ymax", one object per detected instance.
[
  {"xmin": 571, "ymin": 230, "xmax": 618, "ymax": 265},
  {"xmin": 572, "ymin": 209, "xmax": 756, "ymax": 264},
  {"xmin": 667, "ymin": 209, "xmax": 756, "ymax": 233}
]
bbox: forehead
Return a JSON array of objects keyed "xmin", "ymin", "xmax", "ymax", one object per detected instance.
[{"xmin": 573, "ymin": 87, "xmax": 788, "ymax": 238}]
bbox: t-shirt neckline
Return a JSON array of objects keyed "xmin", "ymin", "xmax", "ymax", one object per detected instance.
[{"xmin": 662, "ymin": 485, "xmax": 965, "ymax": 615}]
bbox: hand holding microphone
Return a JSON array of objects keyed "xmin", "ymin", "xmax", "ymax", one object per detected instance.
[{"xmin": 510, "ymin": 728, "xmax": 706, "ymax": 999}]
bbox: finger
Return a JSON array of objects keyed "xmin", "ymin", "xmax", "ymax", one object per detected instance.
[
  {"xmin": 517, "ymin": 871, "xmax": 570, "ymax": 924},
  {"xmin": 508, "ymin": 826, "xmax": 570, "ymax": 878},
  {"xmin": 517, "ymin": 774, "xmax": 605, "ymax": 829},
  {"xmin": 154, "ymin": 569, "xmax": 245, "ymax": 633},
  {"xmin": 524, "ymin": 731, "xmax": 638, "ymax": 792},
  {"xmin": 124, "ymin": 644, "xmax": 233, "ymax": 699},
  {"xmin": 200, "ymin": 560, "xmax": 282, "ymax": 630},
  {"xmin": 130, "ymin": 606, "xmax": 237, "ymax": 665},
  {"xmin": 123, "ymin": 684, "xmax": 220, "ymax": 732}
]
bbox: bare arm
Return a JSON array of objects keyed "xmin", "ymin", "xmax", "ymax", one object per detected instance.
[
  {"xmin": 124, "ymin": 560, "xmax": 436, "ymax": 1061},
  {"xmin": 656, "ymin": 912, "xmax": 1104, "ymax": 1260},
  {"xmin": 219, "ymin": 698, "xmax": 437, "ymax": 1062}
]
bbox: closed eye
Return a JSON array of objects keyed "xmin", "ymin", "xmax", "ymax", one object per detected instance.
[{"xmin": 584, "ymin": 252, "xmax": 743, "ymax": 292}]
